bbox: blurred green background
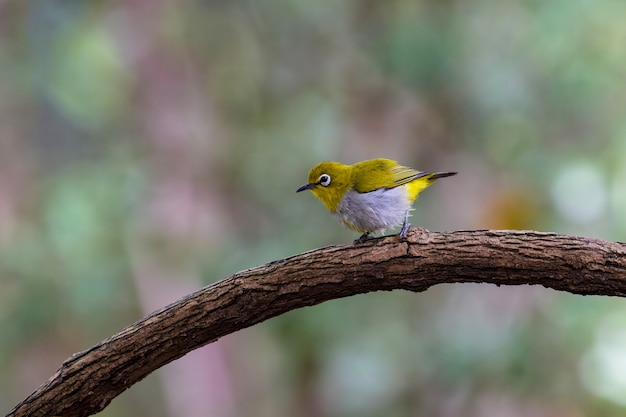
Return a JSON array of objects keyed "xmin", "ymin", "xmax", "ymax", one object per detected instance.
[{"xmin": 2, "ymin": 0, "xmax": 626, "ymax": 416}]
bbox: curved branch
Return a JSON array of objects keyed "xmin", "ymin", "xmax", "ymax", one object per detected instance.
[{"xmin": 8, "ymin": 229, "xmax": 626, "ymax": 417}]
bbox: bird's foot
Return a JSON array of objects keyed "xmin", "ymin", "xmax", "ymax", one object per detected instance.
[
  {"xmin": 398, "ymin": 222, "xmax": 412, "ymax": 239},
  {"xmin": 354, "ymin": 233, "xmax": 372, "ymax": 244},
  {"xmin": 399, "ymin": 209, "xmax": 411, "ymax": 239}
]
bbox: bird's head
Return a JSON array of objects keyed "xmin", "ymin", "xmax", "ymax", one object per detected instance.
[{"xmin": 297, "ymin": 161, "xmax": 352, "ymax": 212}]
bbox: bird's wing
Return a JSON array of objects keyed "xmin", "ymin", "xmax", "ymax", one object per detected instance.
[
  {"xmin": 352, "ymin": 159, "xmax": 430, "ymax": 193},
  {"xmin": 351, "ymin": 159, "xmax": 394, "ymax": 192},
  {"xmin": 391, "ymin": 165, "xmax": 430, "ymax": 187}
]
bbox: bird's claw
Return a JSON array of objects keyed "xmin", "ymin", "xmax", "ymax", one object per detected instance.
[
  {"xmin": 398, "ymin": 209, "xmax": 411, "ymax": 240},
  {"xmin": 398, "ymin": 222, "xmax": 411, "ymax": 240},
  {"xmin": 353, "ymin": 233, "xmax": 372, "ymax": 244}
]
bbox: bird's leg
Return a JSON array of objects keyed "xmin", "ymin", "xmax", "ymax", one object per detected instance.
[
  {"xmin": 398, "ymin": 210, "xmax": 411, "ymax": 238},
  {"xmin": 354, "ymin": 233, "xmax": 371, "ymax": 244}
]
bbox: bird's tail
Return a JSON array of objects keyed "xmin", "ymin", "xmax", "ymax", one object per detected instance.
[{"xmin": 428, "ymin": 171, "xmax": 457, "ymax": 180}]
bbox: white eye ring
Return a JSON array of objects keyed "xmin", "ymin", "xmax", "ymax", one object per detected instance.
[{"xmin": 318, "ymin": 174, "xmax": 331, "ymax": 187}]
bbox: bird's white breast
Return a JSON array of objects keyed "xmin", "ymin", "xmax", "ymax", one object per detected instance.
[{"xmin": 334, "ymin": 186, "xmax": 412, "ymax": 234}]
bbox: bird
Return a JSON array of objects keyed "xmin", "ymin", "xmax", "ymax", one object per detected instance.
[{"xmin": 296, "ymin": 158, "xmax": 456, "ymax": 243}]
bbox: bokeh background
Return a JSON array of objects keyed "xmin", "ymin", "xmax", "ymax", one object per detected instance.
[{"xmin": 2, "ymin": 0, "xmax": 626, "ymax": 416}]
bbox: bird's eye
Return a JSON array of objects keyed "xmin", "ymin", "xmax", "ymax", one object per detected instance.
[{"xmin": 319, "ymin": 174, "xmax": 331, "ymax": 187}]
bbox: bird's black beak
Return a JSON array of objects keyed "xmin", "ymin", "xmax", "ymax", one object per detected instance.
[{"xmin": 296, "ymin": 183, "xmax": 316, "ymax": 193}]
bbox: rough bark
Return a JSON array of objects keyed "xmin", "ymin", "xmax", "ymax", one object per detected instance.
[{"xmin": 7, "ymin": 229, "xmax": 626, "ymax": 417}]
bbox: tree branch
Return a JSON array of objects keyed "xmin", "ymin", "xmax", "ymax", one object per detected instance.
[{"xmin": 8, "ymin": 229, "xmax": 626, "ymax": 417}]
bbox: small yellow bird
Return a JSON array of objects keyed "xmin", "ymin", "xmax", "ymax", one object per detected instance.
[{"xmin": 297, "ymin": 158, "xmax": 456, "ymax": 243}]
